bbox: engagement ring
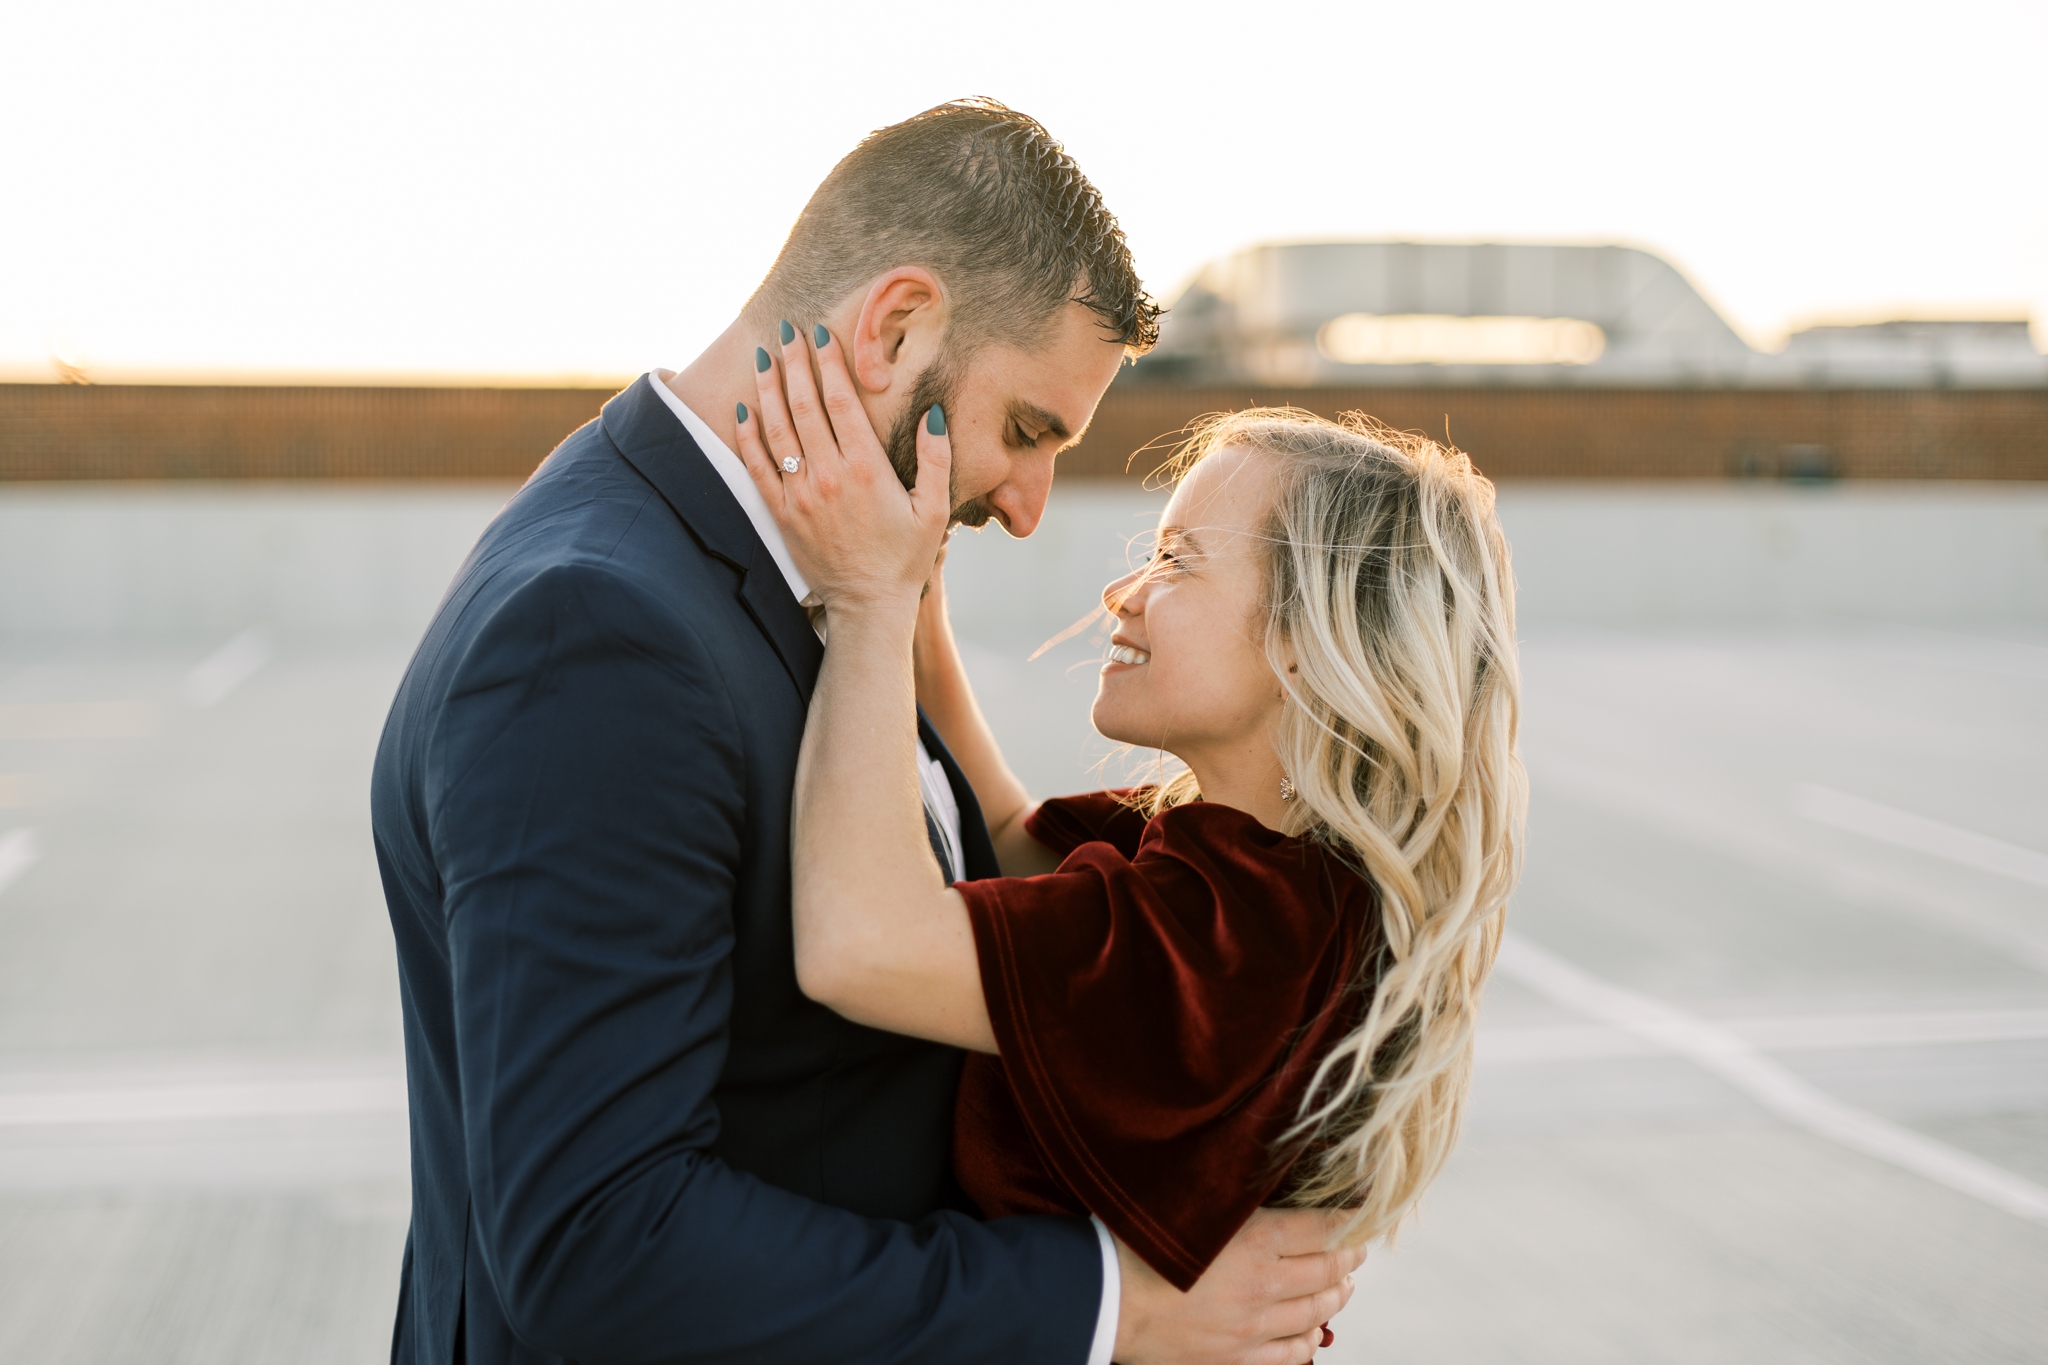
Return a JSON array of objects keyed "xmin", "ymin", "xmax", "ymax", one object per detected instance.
[{"xmin": 781, "ymin": 456, "xmax": 801, "ymax": 474}]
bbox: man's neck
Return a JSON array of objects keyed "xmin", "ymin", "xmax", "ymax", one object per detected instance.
[{"xmin": 667, "ymin": 317, "xmax": 761, "ymax": 455}]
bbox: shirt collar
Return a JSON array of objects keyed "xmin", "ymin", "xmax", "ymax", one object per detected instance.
[{"xmin": 646, "ymin": 369, "xmax": 814, "ymax": 605}]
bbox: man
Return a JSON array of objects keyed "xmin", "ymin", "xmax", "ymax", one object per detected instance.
[{"xmin": 372, "ymin": 99, "xmax": 1359, "ymax": 1365}]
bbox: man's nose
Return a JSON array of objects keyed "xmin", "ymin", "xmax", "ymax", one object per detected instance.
[{"xmin": 990, "ymin": 453, "xmax": 1054, "ymax": 539}]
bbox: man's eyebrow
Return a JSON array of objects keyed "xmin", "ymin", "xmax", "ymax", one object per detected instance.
[{"xmin": 1009, "ymin": 400, "xmax": 1071, "ymax": 443}]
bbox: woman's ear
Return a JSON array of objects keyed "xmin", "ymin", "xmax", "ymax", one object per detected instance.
[{"xmin": 850, "ymin": 267, "xmax": 946, "ymax": 395}]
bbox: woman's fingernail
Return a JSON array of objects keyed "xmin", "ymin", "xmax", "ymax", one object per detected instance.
[
  {"xmin": 736, "ymin": 401, "xmax": 749, "ymax": 423},
  {"xmin": 925, "ymin": 404, "xmax": 946, "ymax": 436},
  {"xmin": 755, "ymin": 346, "xmax": 771, "ymax": 373},
  {"xmin": 779, "ymin": 319, "xmax": 796, "ymax": 345},
  {"xmin": 813, "ymin": 323, "xmax": 830, "ymax": 349}
]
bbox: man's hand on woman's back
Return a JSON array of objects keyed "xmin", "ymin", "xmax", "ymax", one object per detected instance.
[{"xmin": 1113, "ymin": 1209, "xmax": 1363, "ymax": 1365}]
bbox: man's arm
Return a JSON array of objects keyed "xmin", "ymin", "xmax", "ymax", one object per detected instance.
[{"xmin": 428, "ymin": 560, "xmax": 1102, "ymax": 1364}]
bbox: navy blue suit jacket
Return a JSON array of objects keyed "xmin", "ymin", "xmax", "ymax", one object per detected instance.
[{"xmin": 371, "ymin": 375, "xmax": 1100, "ymax": 1364}]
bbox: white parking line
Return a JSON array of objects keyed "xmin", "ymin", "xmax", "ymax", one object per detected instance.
[
  {"xmin": 1795, "ymin": 784, "xmax": 2048, "ymax": 891},
  {"xmin": 184, "ymin": 627, "xmax": 272, "ymax": 707},
  {"xmin": 0, "ymin": 1066, "xmax": 405, "ymax": 1126},
  {"xmin": 1496, "ymin": 935, "xmax": 2048, "ymax": 1225},
  {"xmin": 0, "ymin": 701, "xmax": 152, "ymax": 739},
  {"xmin": 1538, "ymin": 761, "xmax": 2048, "ymax": 973},
  {"xmin": 1481, "ymin": 1008, "xmax": 2048, "ymax": 1064},
  {"xmin": 0, "ymin": 828, "xmax": 37, "ymax": 898}
]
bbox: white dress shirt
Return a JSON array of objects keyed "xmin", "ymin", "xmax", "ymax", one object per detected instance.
[{"xmin": 645, "ymin": 371, "xmax": 1120, "ymax": 1364}]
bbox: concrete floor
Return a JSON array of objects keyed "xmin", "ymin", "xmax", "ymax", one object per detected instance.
[{"xmin": 1, "ymin": 493, "xmax": 2044, "ymax": 1361}]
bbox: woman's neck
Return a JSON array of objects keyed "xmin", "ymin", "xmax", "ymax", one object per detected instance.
[{"xmin": 1180, "ymin": 744, "xmax": 1292, "ymax": 832}]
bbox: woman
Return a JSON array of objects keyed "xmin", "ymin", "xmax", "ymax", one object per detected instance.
[{"xmin": 733, "ymin": 335, "xmax": 1526, "ymax": 1298}]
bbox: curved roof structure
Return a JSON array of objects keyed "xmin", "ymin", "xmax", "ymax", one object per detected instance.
[{"xmin": 1141, "ymin": 241, "xmax": 2046, "ymax": 388}]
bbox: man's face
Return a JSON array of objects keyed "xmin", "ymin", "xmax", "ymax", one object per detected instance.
[{"xmin": 884, "ymin": 301, "xmax": 1127, "ymax": 538}]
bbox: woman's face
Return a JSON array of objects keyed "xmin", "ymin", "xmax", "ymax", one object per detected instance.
[{"xmin": 1091, "ymin": 446, "xmax": 1284, "ymax": 766}]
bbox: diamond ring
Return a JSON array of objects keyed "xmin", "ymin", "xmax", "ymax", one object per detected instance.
[{"xmin": 781, "ymin": 456, "xmax": 801, "ymax": 474}]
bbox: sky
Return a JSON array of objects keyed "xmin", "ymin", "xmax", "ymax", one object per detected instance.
[{"xmin": 5, "ymin": 0, "xmax": 2044, "ymax": 383}]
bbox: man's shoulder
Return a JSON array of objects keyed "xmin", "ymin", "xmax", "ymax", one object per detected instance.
[
  {"xmin": 392, "ymin": 435, "xmax": 740, "ymax": 719},
  {"xmin": 463, "ymin": 427, "xmax": 721, "ymax": 621}
]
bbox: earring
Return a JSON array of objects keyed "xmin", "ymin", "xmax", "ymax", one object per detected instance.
[{"xmin": 1279, "ymin": 775, "xmax": 1296, "ymax": 802}]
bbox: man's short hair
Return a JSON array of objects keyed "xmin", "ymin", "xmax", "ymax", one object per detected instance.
[{"xmin": 747, "ymin": 99, "xmax": 1160, "ymax": 357}]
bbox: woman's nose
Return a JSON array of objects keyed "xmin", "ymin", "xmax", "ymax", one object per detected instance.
[{"xmin": 1102, "ymin": 568, "xmax": 1145, "ymax": 617}]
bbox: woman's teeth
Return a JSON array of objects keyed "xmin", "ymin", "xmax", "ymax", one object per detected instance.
[{"xmin": 1107, "ymin": 645, "xmax": 1150, "ymax": 666}]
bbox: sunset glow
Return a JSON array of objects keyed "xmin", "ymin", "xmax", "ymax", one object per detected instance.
[{"xmin": 3, "ymin": 0, "xmax": 2041, "ymax": 383}]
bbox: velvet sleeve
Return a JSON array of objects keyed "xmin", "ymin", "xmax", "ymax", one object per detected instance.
[
  {"xmin": 1023, "ymin": 790, "xmax": 1153, "ymax": 861},
  {"xmin": 956, "ymin": 804, "xmax": 1366, "ymax": 1290}
]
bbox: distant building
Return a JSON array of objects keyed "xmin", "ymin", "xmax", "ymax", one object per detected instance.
[
  {"xmin": 1138, "ymin": 241, "xmax": 2047, "ymax": 389},
  {"xmin": 1775, "ymin": 319, "xmax": 2047, "ymax": 388}
]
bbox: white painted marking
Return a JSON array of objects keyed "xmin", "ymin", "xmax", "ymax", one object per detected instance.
[
  {"xmin": 184, "ymin": 627, "xmax": 272, "ymax": 707},
  {"xmin": 0, "ymin": 828, "xmax": 38, "ymax": 898},
  {"xmin": 1480, "ymin": 1023, "xmax": 1662, "ymax": 1064},
  {"xmin": 1795, "ymin": 783, "xmax": 2048, "ymax": 891},
  {"xmin": 1734, "ymin": 1008, "xmax": 2048, "ymax": 1052},
  {"xmin": 1495, "ymin": 935, "xmax": 2048, "ymax": 1225},
  {"xmin": 1890, "ymin": 627, "xmax": 2048, "ymax": 683},
  {"xmin": 0, "ymin": 701, "xmax": 152, "ymax": 739},
  {"xmin": 1481, "ymin": 1008, "xmax": 2048, "ymax": 1064},
  {"xmin": 1538, "ymin": 760, "xmax": 2048, "ymax": 972},
  {"xmin": 0, "ymin": 1069, "xmax": 405, "ymax": 1126}
]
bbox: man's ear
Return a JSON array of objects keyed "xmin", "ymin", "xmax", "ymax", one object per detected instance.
[{"xmin": 850, "ymin": 267, "xmax": 945, "ymax": 395}]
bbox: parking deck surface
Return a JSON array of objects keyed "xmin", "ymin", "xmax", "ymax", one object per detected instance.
[{"xmin": 2, "ymin": 562, "xmax": 2042, "ymax": 1361}]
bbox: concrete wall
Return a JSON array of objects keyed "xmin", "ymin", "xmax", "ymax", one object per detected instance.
[
  {"xmin": 1, "ymin": 481, "xmax": 2044, "ymax": 647},
  {"xmin": 1497, "ymin": 482, "xmax": 2048, "ymax": 628},
  {"xmin": 0, "ymin": 483, "xmax": 516, "ymax": 644},
  {"xmin": 945, "ymin": 482, "xmax": 2048, "ymax": 636}
]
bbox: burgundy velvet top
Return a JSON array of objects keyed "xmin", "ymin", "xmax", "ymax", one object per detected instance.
[{"xmin": 952, "ymin": 790, "xmax": 1379, "ymax": 1291}]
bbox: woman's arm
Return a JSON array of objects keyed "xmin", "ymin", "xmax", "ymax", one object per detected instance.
[
  {"xmin": 791, "ymin": 597, "xmax": 996, "ymax": 1053},
  {"xmin": 913, "ymin": 555, "xmax": 1061, "ymax": 877},
  {"xmin": 731, "ymin": 323, "xmax": 995, "ymax": 1053}
]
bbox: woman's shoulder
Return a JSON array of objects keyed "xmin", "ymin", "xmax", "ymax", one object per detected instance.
[
  {"xmin": 1145, "ymin": 801, "xmax": 1379, "ymax": 918},
  {"xmin": 1023, "ymin": 788, "xmax": 1157, "ymax": 860},
  {"xmin": 1021, "ymin": 790, "xmax": 1376, "ymax": 928}
]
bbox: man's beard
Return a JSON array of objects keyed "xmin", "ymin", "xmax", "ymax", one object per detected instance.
[{"xmin": 885, "ymin": 361, "xmax": 996, "ymax": 530}]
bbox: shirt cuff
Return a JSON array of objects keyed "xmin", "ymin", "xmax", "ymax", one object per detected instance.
[{"xmin": 1086, "ymin": 1215, "xmax": 1120, "ymax": 1365}]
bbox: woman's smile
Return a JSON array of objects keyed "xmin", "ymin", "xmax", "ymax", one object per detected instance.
[{"xmin": 1105, "ymin": 640, "xmax": 1151, "ymax": 669}]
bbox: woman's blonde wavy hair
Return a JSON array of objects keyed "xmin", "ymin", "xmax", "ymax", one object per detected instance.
[{"xmin": 1142, "ymin": 407, "xmax": 1526, "ymax": 1244}]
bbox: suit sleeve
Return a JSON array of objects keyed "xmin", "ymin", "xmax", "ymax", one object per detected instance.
[{"xmin": 428, "ymin": 560, "xmax": 1101, "ymax": 1365}]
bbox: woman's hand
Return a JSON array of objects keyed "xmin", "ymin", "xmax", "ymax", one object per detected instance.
[{"xmin": 734, "ymin": 322, "xmax": 951, "ymax": 613}]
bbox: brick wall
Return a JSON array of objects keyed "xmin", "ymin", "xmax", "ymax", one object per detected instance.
[
  {"xmin": 3, "ymin": 381, "xmax": 2043, "ymax": 482},
  {"xmin": 1062, "ymin": 385, "xmax": 2048, "ymax": 482},
  {"xmin": 0, "ymin": 384, "xmax": 610, "ymax": 481}
]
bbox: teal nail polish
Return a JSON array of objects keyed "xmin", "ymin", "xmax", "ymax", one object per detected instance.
[
  {"xmin": 755, "ymin": 346, "xmax": 771, "ymax": 373},
  {"xmin": 813, "ymin": 324, "xmax": 830, "ymax": 349},
  {"xmin": 778, "ymin": 319, "xmax": 796, "ymax": 345},
  {"xmin": 926, "ymin": 404, "xmax": 946, "ymax": 437},
  {"xmin": 736, "ymin": 401, "xmax": 749, "ymax": 423}
]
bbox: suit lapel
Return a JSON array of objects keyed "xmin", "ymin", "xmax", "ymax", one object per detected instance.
[
  {"xmin": 918, "ymin": 707, "xmax": 999, "ymax": 881},
  {"xmin": 605, "ymin": 378, "xmax": 994, "ymax": 876},
  {"xmin": 603, "ymin": 375, "xmax": 825, "ymax": 701}
]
